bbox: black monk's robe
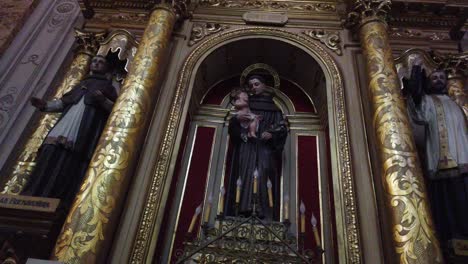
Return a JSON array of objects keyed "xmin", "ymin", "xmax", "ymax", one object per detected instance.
[
  {"xmin": 22, "ymin": 74, "xmax": 117, "ymax": 206},
  {"xmin": 225, "ymin": 93, "xmax": 287, "ymax": 220}
]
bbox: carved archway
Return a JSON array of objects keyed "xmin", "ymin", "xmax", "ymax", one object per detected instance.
[{"xmin": 130, "ymin": 27, "xmax": 361, "ymax": 264}]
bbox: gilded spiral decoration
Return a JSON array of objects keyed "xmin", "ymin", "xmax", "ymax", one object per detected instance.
[{"xmin": 347, "ymin": 0, "xmax": 442, "ymax": 262}]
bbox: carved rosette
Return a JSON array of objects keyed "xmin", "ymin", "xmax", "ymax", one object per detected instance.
[
  {"xmin": 1, "ymin": 30, "xmax": 105, "ymax": 195},
  {"xmin": 302, "ymin": 29, "xmax": 342, "ymax": 55},
  {"xmin": 189, "ymin": 23, "xmax": 229, "ymax": 46},
  {"xmin": 53, "ymin": 4, "xmax": 177, "ymax": 264},
  {"xmin": 347, "ymin": 1, "xmax": 442, "ymax": 263}
]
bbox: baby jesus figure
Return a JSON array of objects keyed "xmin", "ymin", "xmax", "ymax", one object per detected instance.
[{"xmin": 231, "ymin": 90, "xmax": 262, "ymax": 138}]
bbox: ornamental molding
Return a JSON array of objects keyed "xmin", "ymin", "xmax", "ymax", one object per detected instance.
[
  {"xmin": 389, "ymin": 28, "xmax": 450, "ymax": 41},
  {"xmin": 302, "ymin": 29, "xmax": 342, "ymax": 55},
  {"xmin": 188, "ymin": 23, "xmax": 229, "ymax": 46},
  {"xmin": 197, "ymin": 0, "xmax": 336, "ymax": 13}
]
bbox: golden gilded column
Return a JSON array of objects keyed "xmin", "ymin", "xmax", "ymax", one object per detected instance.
[
  {"xmin": 346, "ymin": 1, "xmax": 442, "ymax": 263},
  {"xmin": 1, "ymin": 29, "xmax": 104, "ymax": 195},
  {"xmin": 53, "ymin": 4, "xmax": 177, "ymax": 263},
  {"xmin": 445, "ymin": 55, "xmax": 467, "ymax": 118}
]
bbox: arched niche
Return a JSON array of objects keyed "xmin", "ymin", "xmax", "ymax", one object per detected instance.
[{"xmin": 131, "ymin": 28, "xmax": 360, "ymax": 264}]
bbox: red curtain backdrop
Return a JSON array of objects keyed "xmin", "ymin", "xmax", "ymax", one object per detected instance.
[
  {"xmin": 170, "ymin": 126, "xmax": 216, "ymax": 262},
  {"xmin": 297, "ymin": 135, "xmax": 321, "ymax": 250}
]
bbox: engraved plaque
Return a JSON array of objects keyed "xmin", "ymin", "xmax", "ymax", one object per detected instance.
[{"xmin": 243, "ymin": 11, "xmax": 288, "ymax": 26}]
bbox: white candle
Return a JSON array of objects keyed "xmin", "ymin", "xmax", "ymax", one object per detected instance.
[
  {"xmin": 284, "ymin": 195, "xmax": 290, "ymax": 220},
  {"xmin": 236, "ymin": 177, "xmax": 242, "ymax": 204},
  {"xmin": 218, "ymin": 186, "xmax": 226, "ymax": 214},
  {"xmin": 188, "ymin": 205, "xmax": 202, "ymax": 233},
  {"xmin": 253, "ymin": 169, "xmax": 259, "ymax": 194},
  {"xmin": 311, "ymin": 213, "xmax": 321, "ymax": 247},
  {"xmin": 300, "ymin": 201, "xmax": 306, "ymax": 233},
  {"xmin": 203, "ymin": 193, "xmax": 213, "ymax": 223},
  {"xmin": 267, "ymin": 178, "xmax": 273, "ymax": 207}
]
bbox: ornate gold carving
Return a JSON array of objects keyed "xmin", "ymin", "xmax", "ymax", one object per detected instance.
[
  {"xmin": 345, "ymin": 0, "xmax": 391, "ymax": 29},
  {"xmin": 91, "ymin": 12, "xmax": 150, "ymax": 26},
  {"xmin": 74, "ymin": 29, "xmax": 106, "ymax": 56},
  {"xmin": 97, "ymin": 29, "xmax": 139, "ymax": 71},
  {"xmin": 302, "ymin": 29, "xmax": 342, "ymax": 55},
  {"xmin": 197, "ymin": 0, "xmax": 336, "ymax": 12},
  {"xmin": 389, "ymin": 28, "xmax": 450, "ymax": 41},
  {"xmin": 447, "ymin": 77, "xmax": 468, "ymax": 118},
  {"xmin": 359, "ymin": 17, "xmax": 442, "ymax": 264},
  {"xmin": 436, "ymin": 52, "xmax": 468, "ymax": 118},
  {"xmin": 189, "ymin": 23, "xmax": 229, "ymax": 46},
  {"xmin": 53, "ymin": 5, "xmax": 176, "ymax": 263},
  {"xmin": 129, "ymin": 27, "xmax": 361, "ymax": 263},
  {"xmin": 0, "ymin": 30, "xmax": 105, "ymax": 195}
]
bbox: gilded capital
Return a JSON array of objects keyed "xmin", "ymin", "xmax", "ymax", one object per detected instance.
[
  {"xmin": 345, "ymin": 0, "xmax": 391, "ymax": 29},
  {"xmin": 152, "ymin": 1, "xmax": 190, "ymax": 22},
  {"xmin": 74, "ymin": 29, "xmax": 106, "ymax": 57}
]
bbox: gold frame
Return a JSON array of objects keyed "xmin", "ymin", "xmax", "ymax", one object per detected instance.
[{"xmin": 129, "ymin": 27, "xmax": 361, "ymax": 263}]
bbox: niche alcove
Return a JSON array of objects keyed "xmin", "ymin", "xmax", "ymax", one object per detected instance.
[{"xmin": 154, "ymin": 37, "xmax": 342, "ymax": 263}]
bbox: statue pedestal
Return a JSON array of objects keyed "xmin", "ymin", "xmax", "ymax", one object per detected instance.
[{"xmin": 0, "ymin": 195, "xmax": 64, "ymax": 263}]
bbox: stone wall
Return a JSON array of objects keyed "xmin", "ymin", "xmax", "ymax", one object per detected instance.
[{"xmin": 0, "ymin": 0, "xmax": 38, "ymax": 56}]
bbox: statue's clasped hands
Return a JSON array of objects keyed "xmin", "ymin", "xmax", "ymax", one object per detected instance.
[{"xmin": 89, "ymin": 90, "xmax": 105, "ymax": 103}]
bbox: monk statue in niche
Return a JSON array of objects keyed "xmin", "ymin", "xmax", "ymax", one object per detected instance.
[
  {"xmin": 403, "ymin": 60, "xmax": 468, "ymax": 258},
  {"xmin": 225, "ymin": 72, "xmax": 288, "ymax": 221},
  {"xmin": 22, "ymin": 55, "xmax": 117, "ymax": 207}
]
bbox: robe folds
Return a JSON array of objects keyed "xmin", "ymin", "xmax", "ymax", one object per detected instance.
[
  {"xmin": 225, "ymin": 94, "xmax": 287, "ymax": 220},
  {"xmin": 22, "ymin": 74, "xmax": 117, "ymax": 206},
  {"xmin": 408, "ymin": 93, "xmax": 468, "ymax": 247}
]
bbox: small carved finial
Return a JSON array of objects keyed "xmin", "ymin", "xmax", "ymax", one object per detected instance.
[{"xmin": 345, "ymin": 0, "xmax": 392, "ymax": 29}]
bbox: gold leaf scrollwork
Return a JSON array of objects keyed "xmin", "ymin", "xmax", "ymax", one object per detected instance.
[
  {"xmin": 189, "ymin": 23, "xmax": 229, "ymax": 46},
  {"xmin": 198, "ymin": 0, "xmax": 336, "ymax": 12},
  {"xmin": 302, "ymin": 29, "xmax": 342, "ymax": 55},
  {"xmin": 361, "ymin": 18, "xmax": 442, "ymax": 263}
]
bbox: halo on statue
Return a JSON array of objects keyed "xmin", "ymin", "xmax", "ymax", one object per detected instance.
[{"xmin": 240, "ymin": 63, "xmax": 280, "ymax": 90}]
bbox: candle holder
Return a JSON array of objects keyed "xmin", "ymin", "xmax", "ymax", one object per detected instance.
[
  {"xmin": 202, "ymin": 222, "xmax": 210, "ymax": 237},
  {"xmin": 282, "ymin": 219, "xmax": 291, "ymax": 239},
  {"xmin": 299, "ymin": 232, "xmax": 306, "ymax": 254}
]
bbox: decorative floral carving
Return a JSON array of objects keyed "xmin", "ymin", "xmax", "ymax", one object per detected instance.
[
  {"xmin": 47, "ymin": 1, "xmax": 77, "ymax": 33},
  {"xmin": 302, "ymin": 29, "xmax": 342, "ymax": 55},
  {"xmin": 92, "ymin": 12, "xmax": 150, "ymax": 25},
  {"xmin": 389, "ymin": 28, "xmax": 450, "ymax": 41},
  {"xmin": 189, "ymin": 23, "xmax": 229, "ymax": 46},
  {"xmin": 198, "ymin": 0, "xmax": 336, "ymax": 12}
]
